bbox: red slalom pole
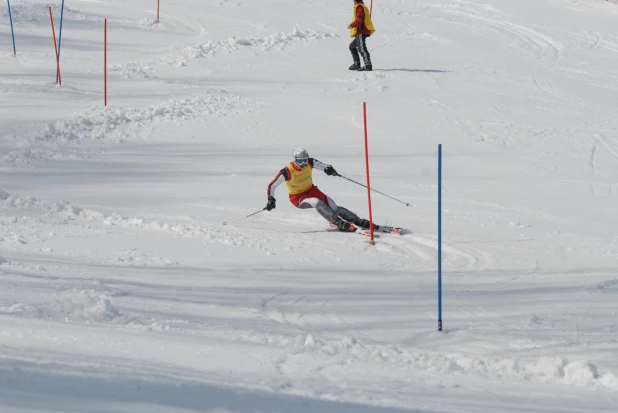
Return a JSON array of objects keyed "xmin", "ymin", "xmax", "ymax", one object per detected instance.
[
  {"xmin": 157, "ymin": 0, "xmax": 160, "ymax": 23},
  {"xmin": 104, "ymin": 18, "xmax": 107, "ymax": 106},
  {"xmin": 370, "ymin": 0, "xmax": 373, "ymax": 16},
  {"xmin": 49, "ymin": 7, "xmax": 61, "ymax": 86},
  {"xmin": 363, "ymin": 102, "xmax": 375, "ymax": 245}
]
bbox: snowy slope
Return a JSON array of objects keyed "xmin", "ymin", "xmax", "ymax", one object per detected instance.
[{"xmin": 1, "ymin": 0, "xmax": 618, "ymax": 412}]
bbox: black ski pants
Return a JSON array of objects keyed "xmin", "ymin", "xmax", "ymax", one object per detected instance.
[{"xmin": 349, "ymin": 34, "xmax": 371, "ymax": 66}]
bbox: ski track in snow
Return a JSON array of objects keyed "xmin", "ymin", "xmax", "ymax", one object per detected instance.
[
  {"xmin": 550, "ymin": 0, "xmax": 618, "ymax": 13},
  {"xmin": 111, "ymin": 28, "xmax": 339, "ymax": 79},
  {"xmin": 445, "ymin": 6, "xmax": 564, "ymax": 66},
  {"xmin": 404, "ymin": 1, "xmax": 565, "ymax": 65},
  {"xmin": 0, "ymin": 187, "xmax": 480, "ymax": 270},
  {"xmin": 594, "ymin": 132, "xmax": 618, "ymax": 162}
]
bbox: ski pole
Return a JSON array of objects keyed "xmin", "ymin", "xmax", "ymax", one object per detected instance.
[
  {"xmin": 7, "ymin": 0, "xmax": 16, "ymax": 56},
  {"xmin": 56, "ymin": 0, "xmax": 65, "ymax": 83},
  {"xmin": 336, "ymin": 173, "xmax": 413, "ymax": 207},
  {"xmin": 223, "ymin": 208, "xmax": 265, "ymax": 225}
]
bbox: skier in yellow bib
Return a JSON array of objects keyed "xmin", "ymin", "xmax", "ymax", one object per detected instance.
[
  {"xmin": 265, "ymin": 148, "xmax": 377, "ymax": 232},
  {"xmin": 348, "ymin": 0, "xmax": 375, "ymax": 71}
]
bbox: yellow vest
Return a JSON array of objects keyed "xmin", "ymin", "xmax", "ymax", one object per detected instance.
[
  {"xmin": 285, "ymin": 162, "xmax": 313, "ymax": 195},
  {"xmin": 350, "ymin": 3, "xmax": 375, "ymax": 37}
]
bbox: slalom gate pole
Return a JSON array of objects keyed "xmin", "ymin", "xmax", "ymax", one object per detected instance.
[
  {"xmin": 7, "ymin": 0, "xmax": 16, "ymax": 56},
  {"xmin": 363, "ymin": 102, "xmax": 375, "ymax": 244},
  {"xmin": 438, "ymin": 144, "xmax": 442, "ymax": 332},
  {"xmin": 157, "ymin": 0, "xmax": 160, "ymax": 23},
  {"xmin": 223, "ymin": 208, "xmax": 265, "ymax": 226},
  {"xmin": 337, "ymin": 174, "xmax": 412, "ymax": 208},
  {"xmin": 56, "ymin": 0, "xmax": 65, "ymax": 82},
  {"xmin": 49, "ymin": 7, "xmax": 61, "ymax": 86},
  {"xmin": 370, "ymin": 0, "xmax": 373, "ymax": 16},
  {"xmin": 104, "ymin": 18, "xmax": 107, "ymax": 106}
]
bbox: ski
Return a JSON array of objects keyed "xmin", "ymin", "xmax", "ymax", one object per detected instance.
[
  {"xmin": 356, "ymin": 228, "xmax": 378, "ymax": 237},
  {"xmin": 328, "ymin": 222, "xmax": 358, "ymax": 233},
  {"xmin": 375, "ymin": 225, "xmax": 403, "ymax": 235},
  {"xmin": 327, "ymin": 226, "xmax": 380, "ymax": 238},
  {"xmin": 328, "ymin": 223, "xmax": 404, "ymax": 236}
]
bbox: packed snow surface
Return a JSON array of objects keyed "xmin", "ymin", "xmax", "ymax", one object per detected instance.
[{"xmin": 1, "ymin": 0, "xmax": 617, "ymax": 412}]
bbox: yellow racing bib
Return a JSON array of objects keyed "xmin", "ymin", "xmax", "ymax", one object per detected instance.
[{"xmin": 285, "ymin": 162, "xmax": 313, "ymax": 195}]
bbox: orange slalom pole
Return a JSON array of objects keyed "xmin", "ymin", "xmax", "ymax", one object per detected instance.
[
  {"xmin": 363, "ymin": 102, "xmax": 375, "ymax": 244},
  {"xmin": 370, "ymin": 0, "xmax": 373, "ymax": 16},
  {"xmin": 49, "ymin": 7, "xmax": 61, "ymax": 86}
]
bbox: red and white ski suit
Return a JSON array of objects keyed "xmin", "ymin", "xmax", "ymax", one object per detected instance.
[{"xmin": 267, "ymin": 158, "xmax": 338, "ymax": 210}]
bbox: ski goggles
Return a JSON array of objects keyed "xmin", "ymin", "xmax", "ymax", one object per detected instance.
[{"xmin": 295, "ymin": 157, "xmax": 309, "ymax": 166}]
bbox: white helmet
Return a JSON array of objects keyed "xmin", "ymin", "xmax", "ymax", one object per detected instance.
[{"xmin": 293, "ymin": 148, "xmax": 309, "ymax": 167}]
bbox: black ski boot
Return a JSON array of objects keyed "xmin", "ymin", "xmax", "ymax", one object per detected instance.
[
  {"xmin": 349, "ymin": 62, "xmax": 361, "ymax": 71},
  {"xmin": 355, "ymin": 218, "xmax": 378, "ymax": 230},
  {"xmin": 361, "ymin": 64, "xmax": 372, "ymax": 72},
  {"xmin": 333, "ymin": 217, "xmax": 356, "ymax": 232}
]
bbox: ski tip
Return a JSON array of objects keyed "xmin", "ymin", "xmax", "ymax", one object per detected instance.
[{"xmin": 377, "ymin": 226, "xmax": 404, "ymax": 235}]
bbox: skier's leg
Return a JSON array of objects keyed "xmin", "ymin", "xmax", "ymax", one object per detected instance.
[
  {"xmin": 324, "ymin": 195, "xmax": 366, "ymax": 229},
  {"xmin": 315, "ymin": 200, "xmax": 338, "ymax": 223},
  {"xmin": 298, "ymin": 198, "xmax": 335, "ymax": 221},
  {"xmin": 355, "ymin": 217, "xmax": 377, "ymax": 229},
  {"xmin": 324, "ymin": 196, "xmax": 338, "ymax": 211},
  {"xmin": 357, "ymin": 34, "xmax": 372, "ymax": 69},
  {"xmin": 349, "ymin": 38, "xmax": 361, "ymax": 70},
  {"xmin": 319, "ymin": 194, "xmax": 358, "ymax": 224},
  {"xmin": 334, "ymin": 203, "xmax": 377, "ymax": 230},
  {"xmin": 336, "ymin": 206, "xmax": 360, "ymax": 223},
  {"xmin": 299, "ymin": 187, "xmax": 355, "ymax": 231},
  {"xmin": 299, "ymin": 197, "xmax": 353, "ymax": 231}
]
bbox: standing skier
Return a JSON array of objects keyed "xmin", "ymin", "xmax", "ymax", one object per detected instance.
[
  {"xmin": 348, "ymin": 0, "xmax": 375, "ymax": 71},
  {"xmin": 265, "ymin": 148, "xmax": 376, "ymax": 232}
]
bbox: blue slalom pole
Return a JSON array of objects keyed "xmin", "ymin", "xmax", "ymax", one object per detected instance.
[
  {"xmin": 438, "ymin": 144, "xmax": 442, "ymax": 331},
  {"xmin": 56, "ymin": 0, "xmax": 65, "ymax": 82},
  {"xmin": 7, "ymin": 0, "xmax": 16, "ymax": 56}
]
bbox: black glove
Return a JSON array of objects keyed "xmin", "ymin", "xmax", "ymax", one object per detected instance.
[
  {"xmin": 324, "ymin": 165, "xmax": 338, "ymax": 176},
  {"xmin": 265, "ymin": 196, "xmax": 276, "ymax": 211}
]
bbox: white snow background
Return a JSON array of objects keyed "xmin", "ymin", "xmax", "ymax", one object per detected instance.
[{"xmin": 1, "ymin": 0, "xmax": 618, "ymax": 412}]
